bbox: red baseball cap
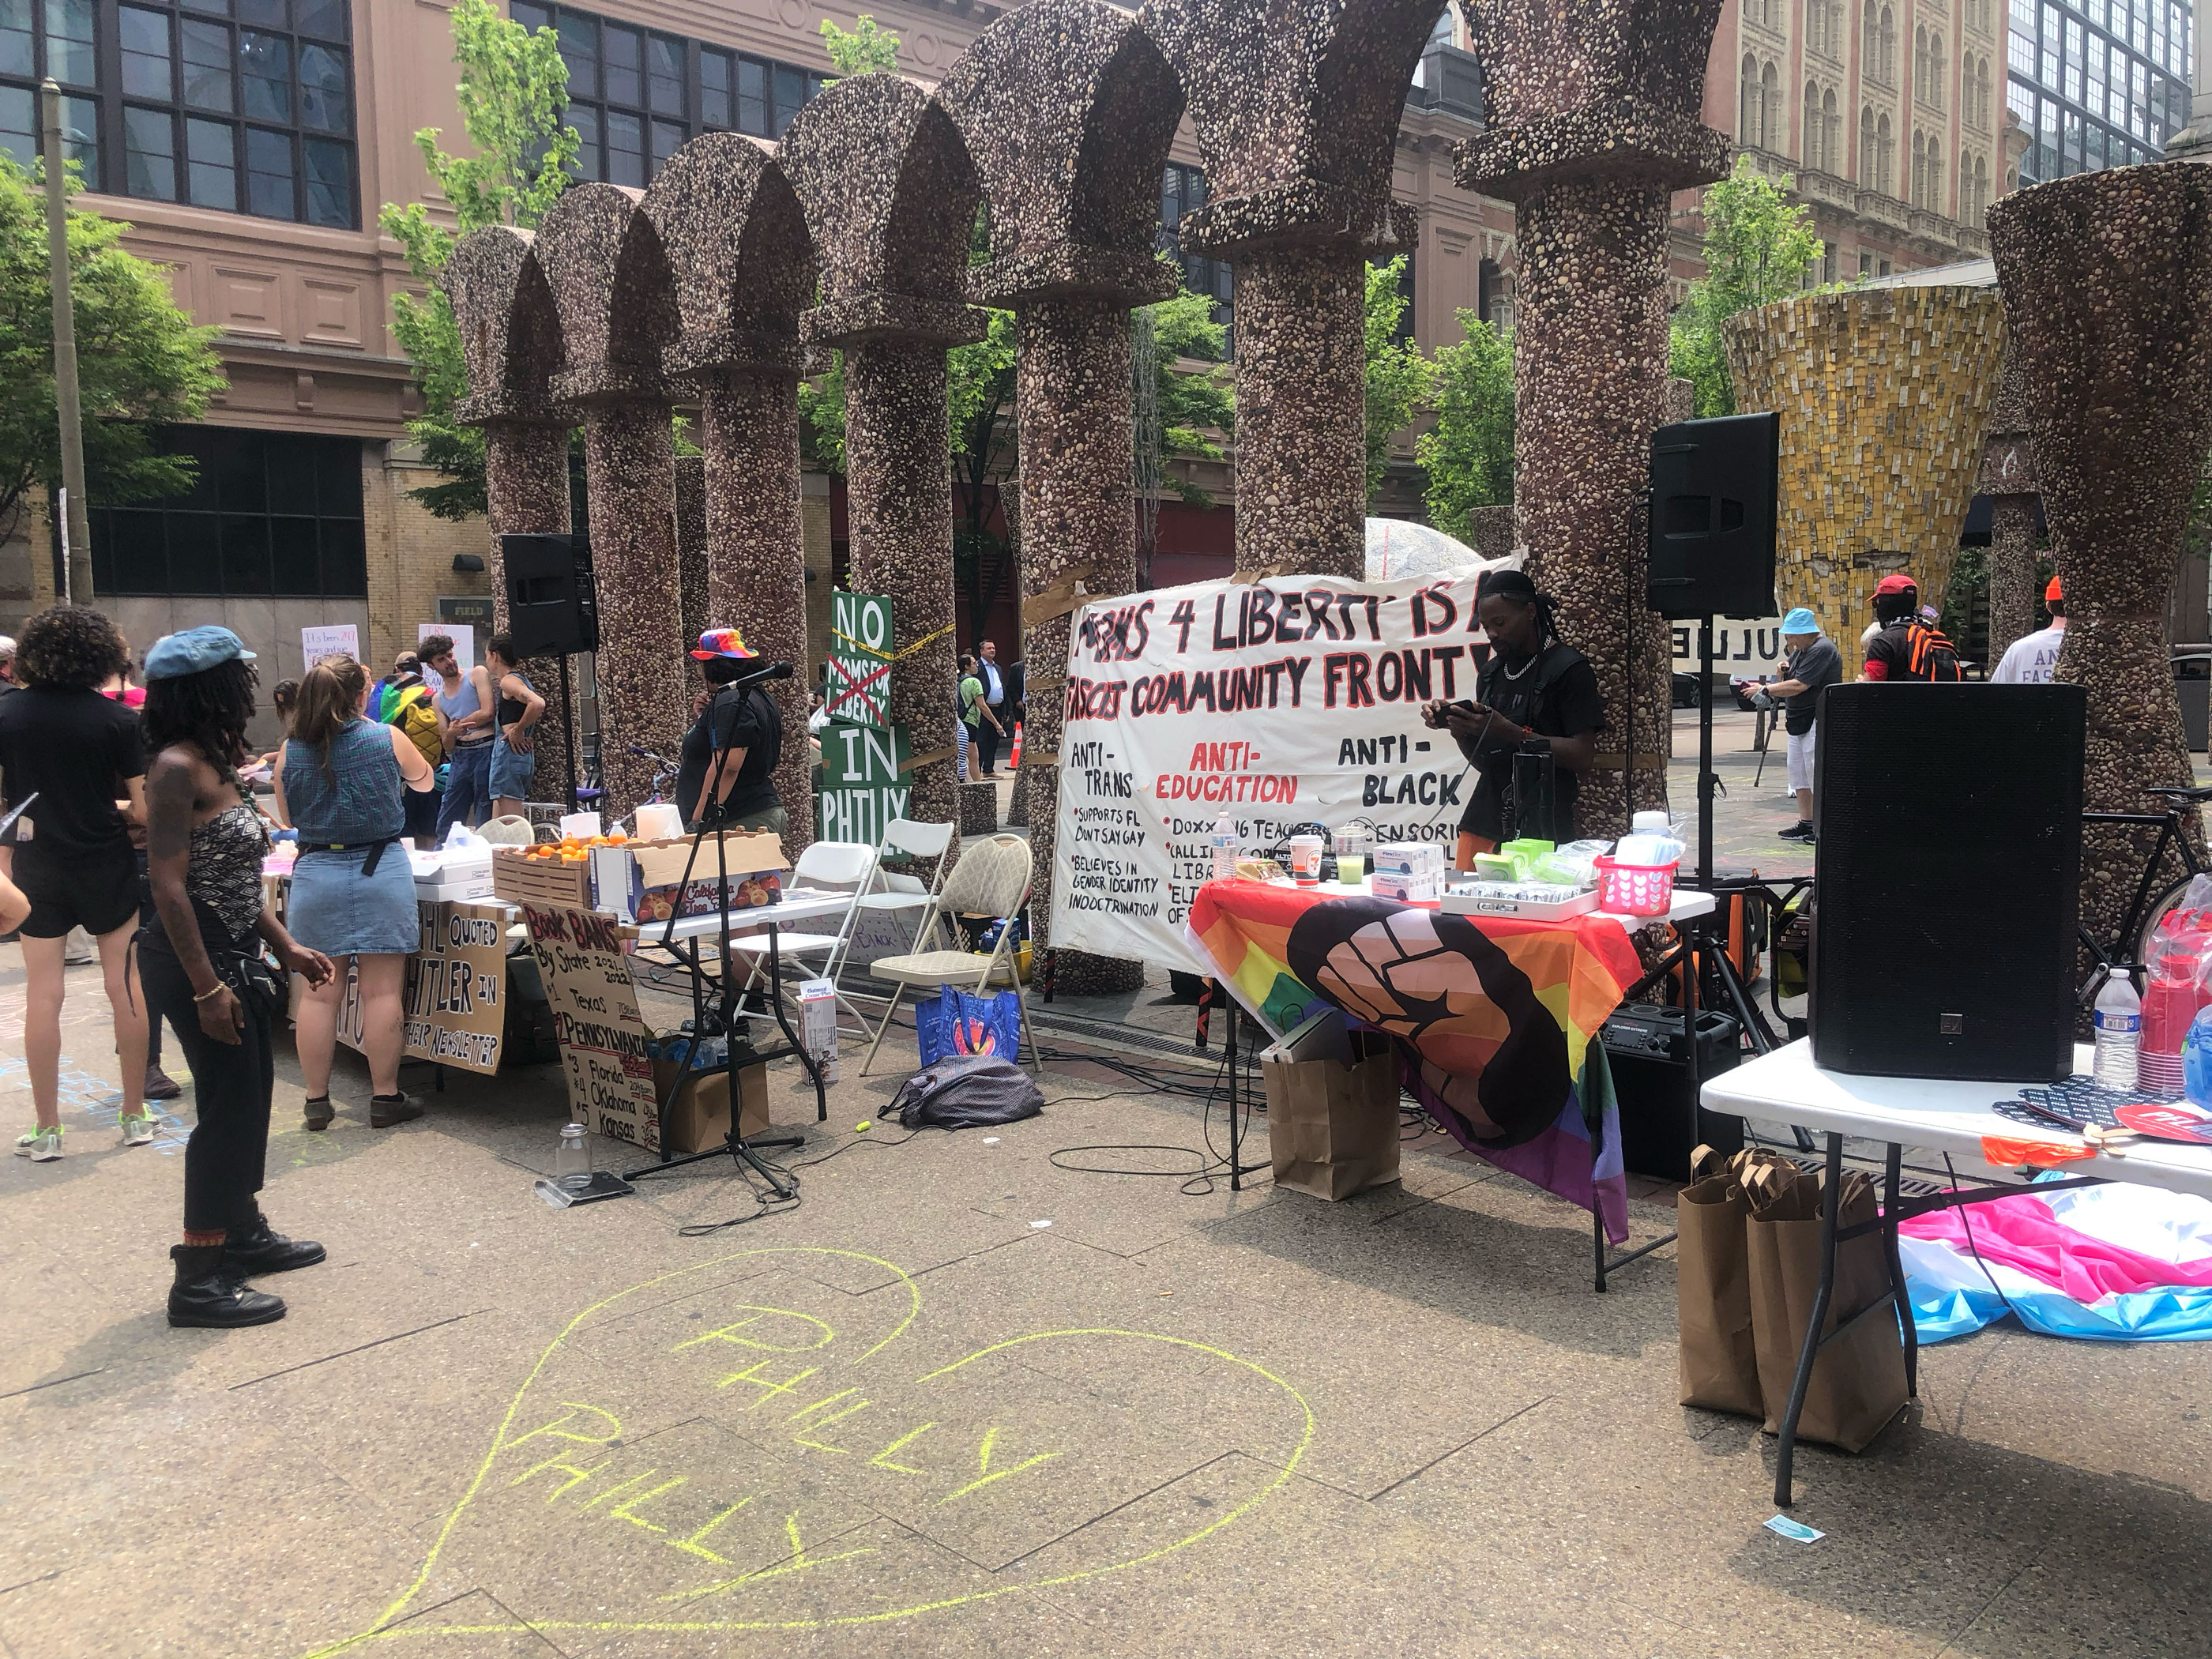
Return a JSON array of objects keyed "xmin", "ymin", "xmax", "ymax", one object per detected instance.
[
  {"xmin": 1872, "ymin": 574, "xmax": 1917, "ymax": 597},
  {"xmin": 2045, "ymin": 575, "xmax": 2063, "ymax": 604}
]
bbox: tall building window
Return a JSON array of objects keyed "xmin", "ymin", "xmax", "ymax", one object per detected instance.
[
  {"xmin": 1929, "ymin": 32, "xmax": 1945, "ymax": 107},
  {"xmin": 1824, "ymin": 88, "xmax": 1841, "ymax": 170},
  {"xmin": 1864, "ymin": 1, "xmax": 1881, "ymax": 75},
  {"xmin": 1759, "ymin": 60, "xmax": 1779, "ymax": 149},
  {"xmin": 0, "ymin": 0, "xmax": 357, "ymax": 227},
  {"xmin": 1878, "ymin": 111, "xmax": 1894, "ymax": 194},
  {"xmin": 1158, "ymin": 162, "xmax": 1232, "ymax": 341},
  {"xmin": 1804, "ymin": 81, "xmax": 1821, "ymax": 164},
  {"xmin": 1860, "ymin": 101, "xmax": 1877, "ymax": 179},
  {"xmin": 1911, "ymin": 128, "xmax": 1926, "ymax": 204},
  {"xmin": 513, "ymin": 0, "xmax": 826, "ymax": 185},
  {"xmin": 91, "ymin": 427, "xmax": 366, "ymax": 598},
  {"xmin": 1740, "ymin": 52, "xmax": 1759, "ymax": 143},
  {"xmin": 1880, "ymin": 6, "xmax": 1898, "ymax": 84}
]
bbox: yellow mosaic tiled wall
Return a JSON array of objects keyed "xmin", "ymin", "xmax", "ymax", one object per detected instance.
[{"xmin": 1725, "ymin": 287, "xmax": 2006, "ymax": 677}]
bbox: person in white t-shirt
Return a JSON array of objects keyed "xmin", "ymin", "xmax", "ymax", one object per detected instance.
[{"xmin": 1989, "ymin": 575, "xmax": 2066, "ymax": 685}]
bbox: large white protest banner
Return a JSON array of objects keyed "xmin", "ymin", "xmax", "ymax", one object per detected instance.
[{"xmin": 1051, "ymin": 564, "xmax": 1509, "ymax": 973}]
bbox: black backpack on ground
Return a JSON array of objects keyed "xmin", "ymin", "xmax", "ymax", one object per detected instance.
[{"xmin": 881, "ymin": 1053, "xmax": 1044, "ymax": 1131}]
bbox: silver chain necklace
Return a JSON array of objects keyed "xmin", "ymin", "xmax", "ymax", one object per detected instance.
[{"xmin": 1497, "ymin": 651, "xmax": 1538, "ymax": 681}]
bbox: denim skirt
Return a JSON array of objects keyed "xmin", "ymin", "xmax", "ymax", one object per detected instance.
[
  {"xmin": 490, "ymin": 740, "xmax": 536, "ymax": 800},
  {"xmin": 287, "ymin": 844, "xmax": 420, "ymax": 957}
]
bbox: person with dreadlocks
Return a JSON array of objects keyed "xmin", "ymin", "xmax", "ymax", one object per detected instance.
[
  {"xmin": 141, "ymin": 627, "xmax": 336, "ymax": 1326},
  {"xmin": 0, "ymin": 605, "xmax": 152, "ymax": 1161},
  {"xmin": 1420, "ymin": 567, "xmax": 1603, "ymax": 868}
]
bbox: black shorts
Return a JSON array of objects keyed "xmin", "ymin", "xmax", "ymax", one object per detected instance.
[
  {"xmin": 14, "ymin": 840, "xmax": 139, "ymax": 939},
  {"xmin": 403, "ymin": 780, "xmax": 443, "ymax": 840}
]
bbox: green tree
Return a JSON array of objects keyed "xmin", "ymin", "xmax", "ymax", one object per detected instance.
[
  {"xmin": 1143, "ymin": 286, "xmax": 1234, "ymax": 502},
  {"xmin": 1364, "ymin": 255, "xmax": 1434, "ymax": 500},
  {"xmin": 1668, "ymin": 155, "xmax": 1824, "ymax": 418},
  {"xmin": 378, "ymin": 0, "xmax": 576, "ymax": 520},
  {"xmin": 0, "ymin": 156, "xmax": 224, "ymax": 539},
  {"xmin": 819, "ymin": 15, "xmax": 901, "ymax": 77},
  {"xmin": 1417, "ymin": 311, "xmax": 1514, "ymax": 538}
]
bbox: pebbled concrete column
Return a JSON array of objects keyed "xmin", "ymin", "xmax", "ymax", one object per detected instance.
[
  {"xmin": 1226, "ymin": 245, "xmax": 1369, "ymax": 579},
  {"xmin": 577, "ymin": 397, "xmax": 689, "ymax": 823},
  {"xmin": 698, "ymin": 367, "xmax": 812, "ymax": 853},
  {"xmin": 1990, "ymin": 163, "xmax": 2212, "ymax": 948},
  {"xmin": 1455, "ymin": 0, "xmax": 1735, "ymax": 838},
  {"xmin": 481, "ymin": 418, "xmax": 577, "ymax": 807},
  {"xmin": 1013, "ymin": 298, "xmax": 1142, "ymax": 990},
  {"xmin": 841, "ymin": 337, "xmax": 964, "ymax": 838}
]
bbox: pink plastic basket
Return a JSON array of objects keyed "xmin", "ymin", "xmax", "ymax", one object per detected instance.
[{"xmin": 1593, "ymin": 856, "xmax": 1677, "ymax": 917}]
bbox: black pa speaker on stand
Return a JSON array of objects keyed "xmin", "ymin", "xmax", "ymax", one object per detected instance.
[
  {"xmin": 500, "ymin": 533, "xmax": 599, "ymax": 656},
  {"xmin": 1811, "ymin": 683, "xmax": 2084, "ymax": 1081},
  {"xmin": 1646, "ymin": 412, "xmax": 1779, "ymax": 623}
]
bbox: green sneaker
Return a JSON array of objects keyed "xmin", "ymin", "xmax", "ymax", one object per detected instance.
[
  {"xmin": 13, "ymin": 1126, "xmax": 62, "ymax": 1161},
  {"xmin": 120, "ymin": 1112, "xmax": 157, "ymax": 1148}
]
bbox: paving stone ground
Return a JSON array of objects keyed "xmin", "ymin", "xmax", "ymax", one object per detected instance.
[{"xmin": 4, "ymin": 726, "xmax": 2208, "ymax": 1659}]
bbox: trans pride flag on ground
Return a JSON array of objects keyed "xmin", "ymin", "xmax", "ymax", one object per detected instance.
[
  {"xmin": 1187, "ymin": 882, "xmax": 1644, "ymax": 1242},
  {"xmin": 1902, "ymin": 1180, "xmax": 2212, "ymax": 1342}
]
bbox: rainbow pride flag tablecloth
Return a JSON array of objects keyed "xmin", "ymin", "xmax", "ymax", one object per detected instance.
[{"xmin": 1187, "ymin": 880, "xmax": 1646, "ymax": 1243}]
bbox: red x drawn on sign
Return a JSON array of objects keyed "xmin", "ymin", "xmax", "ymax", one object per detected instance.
[{"xmin": 826, "ymin": 653, "xmax": 891, "ymax": 726}]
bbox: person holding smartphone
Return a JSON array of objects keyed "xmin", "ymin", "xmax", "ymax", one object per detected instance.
[{"xmin": 1420, "ymin": 568, "xmax": 1601, "ymax": 868}]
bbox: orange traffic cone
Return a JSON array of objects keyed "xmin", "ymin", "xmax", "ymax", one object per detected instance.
[{"xmin": 1009, "ymin": 722, "xmax": 1023, "ymax": 769}]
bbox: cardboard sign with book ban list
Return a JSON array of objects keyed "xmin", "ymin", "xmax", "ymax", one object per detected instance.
[{"xmin": 521, "ymin": 903, "xmax": 660, "ymax": 1152}]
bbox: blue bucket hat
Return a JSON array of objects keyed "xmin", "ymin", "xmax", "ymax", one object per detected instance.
[
  {"xmin": 1781, "ymin": 607, "xmax": 1819, "ymax": 634},
  {"xmin": 144, "ymin": 626, "xmax": 256, "ymax": 681}
]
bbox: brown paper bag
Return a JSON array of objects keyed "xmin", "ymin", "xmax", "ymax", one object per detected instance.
[
  {"xmin": 1746, "ymin": 1162, "xmax": 1909, "ymax": 1454},
  {"xmin": 1676, "ymin": 1146, "xmax": 1763, "ymax": 1418},
  {"xmin": 1264, "ymin": 1027, "xmax": 1401, "ymax": 1200}
]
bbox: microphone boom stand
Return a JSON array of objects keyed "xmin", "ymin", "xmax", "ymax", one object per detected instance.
[{"xmin": 623, "ymin": 675, "xmax": 814, "ymax": 1193}]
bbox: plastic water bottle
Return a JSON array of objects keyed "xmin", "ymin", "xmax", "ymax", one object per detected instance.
[
  {"xmin": 2093, "ymin": 970, "xmax": 2142, "ymax": 1090},
  {"xmin": 1211, "ymin": 814, "xmax": 1237, "ymax": 883},
  {"xmin": 2186, "ymin": 1006, "xmax": 2212, "ymax": 1108}
]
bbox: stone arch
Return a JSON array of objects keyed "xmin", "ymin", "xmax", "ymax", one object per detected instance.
[
  {"xmin": 529, "ymin": 180, "xmax": 691, "ymax": 820},
  {"xmin": 636, "ymin": 133, "xmax": 821, "ymax": 853},
  {"xmin": 532, "ymin": 182, "xmax": 678, "ymax": 404},
  {"xmin": 777, "ymin": 73, "xmax": 988, "ymax": 846},
  {"xmin": 638, "ymin": 133, "xmax": 816, "ymax": 378},
  {"xmin": 935, "ymin": 0, "xmax": 1184, "ymax": 294},
  {"xmin": 1138, "ymin": 0, "xmax": 1444, "ymax": 241},
  {"xmin": 443, "ymin": 224, "xmax": 564, "ymax": 426},
  {"xmin": 780, "ymin": 72, "xmax": 982, "ymax": 322},
  {"xmin": 935, "ymin": 0, "xmax": 1187, "ymax": 988}
]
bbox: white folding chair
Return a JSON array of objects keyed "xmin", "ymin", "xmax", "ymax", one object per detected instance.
[
  {"xmin": 860, "ymin": 833, "xmax": 1038, "ymax": 1075},
  {"xmin": 724, "ymin": 839, "xmax": 877, "ymax": 1026},
  {"xmin": 832, "ymin": 818, "xmax": 955, "ymax": 1003}
]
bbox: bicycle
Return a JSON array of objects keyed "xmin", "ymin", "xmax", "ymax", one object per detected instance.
[{"xmin": 2078, "ymin": 783, "xmax": 2212, "ymax": 999}]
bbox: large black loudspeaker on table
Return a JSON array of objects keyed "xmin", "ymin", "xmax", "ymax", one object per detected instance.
[
  {"xmin": 1811, "ymin": 683, "xmax": 2084, "ymax": 1081},
  {"xmin": 1646, "ymin": 412, "xmax": 1780, "ymax": 620},
  {"xmin": 499, "ymin": 533, "xmax": 599, "ymax": 656}
]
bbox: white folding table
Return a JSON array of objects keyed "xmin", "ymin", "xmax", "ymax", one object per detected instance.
[{"xmin": 1702, "ymin": 1039, "xmax": 2212, "ymax": 1506}]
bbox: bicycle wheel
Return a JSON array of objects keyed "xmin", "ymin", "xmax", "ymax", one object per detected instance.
[{"xmin": 2131, "ymin": 869, "xmax": 2207, "ymax": 970}]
